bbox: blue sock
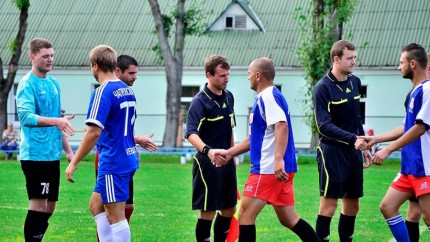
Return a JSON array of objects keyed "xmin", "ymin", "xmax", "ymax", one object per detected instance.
[{"xmin": 386, "ymin": 215, "xmax": 410, "ymax": 242}]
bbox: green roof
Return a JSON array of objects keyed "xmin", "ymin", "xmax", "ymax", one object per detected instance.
[{"xmin": 1, "ymin": 0, "xmax": 429, "ymax": 68}]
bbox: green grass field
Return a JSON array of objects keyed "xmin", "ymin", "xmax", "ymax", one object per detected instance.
[{"xmin": 0, "ymin": 154, "xmax": 429, "ymax": 241}]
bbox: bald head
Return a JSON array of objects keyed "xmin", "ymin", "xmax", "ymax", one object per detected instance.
[{"xmin": 250, "ymin": 57, "xmax": 276, "ymax": 81}]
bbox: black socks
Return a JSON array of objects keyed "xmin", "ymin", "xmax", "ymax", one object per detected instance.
[{"xmin": 24, "ymin": 210, "xmax": 52, "ymax": 242}]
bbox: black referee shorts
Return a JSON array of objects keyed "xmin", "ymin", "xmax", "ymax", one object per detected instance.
[
  {"xmin": 192, "ymin": 153, "xmax": 237, "ymax": 211},
  {"xmin": 316, "ymin": 142, "xmax": 363, "ymax": 199}
]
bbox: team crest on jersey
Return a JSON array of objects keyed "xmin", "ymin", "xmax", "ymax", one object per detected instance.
[
  {"xmin": 409, "ymin": 97, "xmax": 414, "ymax": 112},
  {"xmin": 222, "ymin": 103, "xmax": 227, "ymax": 108},
  {"xmin": 346, "ymin": 88, "xmax": 351, "ymax": 93}
]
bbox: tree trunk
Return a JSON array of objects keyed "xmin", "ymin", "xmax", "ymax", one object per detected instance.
[
  {"xmin": 148, "ymin": 0, "xmax": 185, "ymax": 147},
  {"xmin": 0, "ymin": 2, "xmax": 28, "ymax": 141},
  {"xmin": 162, "ymin": 70, "xmax": 181, "ymax": 147}
]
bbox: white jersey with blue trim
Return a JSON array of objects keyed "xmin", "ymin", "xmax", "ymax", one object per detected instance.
[
  {"xmin": 86, "ymin": 80, "xmax": 139, "ymax": 175},
  {"xmin": 402, "ymin": 80, "xmax": 430, "ymax": 176},
  {"xmin": 249, "ymin": 86, "xmax": 297, "ymax": 174}
]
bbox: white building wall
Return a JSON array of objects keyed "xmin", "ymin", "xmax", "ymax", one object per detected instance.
[{"xmin": 7, "ymin": 67, "xmax": 410, "ymax": 147}]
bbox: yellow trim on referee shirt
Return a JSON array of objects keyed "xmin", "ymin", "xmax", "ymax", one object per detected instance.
[
  {"xmin": 208, "ymin": 116, "xmax": 224, "ymax": 121},
  {"xmin": 197, "ymin": 117, "xmax": 206, "ymax": 131}
]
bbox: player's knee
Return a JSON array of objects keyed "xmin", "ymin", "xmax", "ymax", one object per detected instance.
[
  {"xmin": 199, "ymin": 210, "xmax": 216, "ymax": 220},
  {"xmin": 319, "ymin": 204, "xmax": 337, "ymax": 217},
  {"xmin": 379, "ymin": 201, "xmax": 392, "ymax": 217},
  {"xmin": 29, "ymin": 199, "xmax": 50, "ymax": 212},
  {"xmin": 88, "ymin": 203, "xmax": 103, "ymax": 216},
  {"xmin": 220, "ymin": 206, "xmax": 236, "ymax": 217}
]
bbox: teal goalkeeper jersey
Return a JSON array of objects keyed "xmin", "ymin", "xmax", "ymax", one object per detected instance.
[{"xmin": 16, "ymin": 71, "xmax": 63, "ymax": 161}]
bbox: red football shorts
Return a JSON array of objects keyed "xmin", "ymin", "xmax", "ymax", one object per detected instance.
[
  {"xmin": 391, "ymin": 173, "xmax": 430, "ymax": 198},
  {"xmin": 242, "ymin": 173, "xmax": 295, "ymax": 206}
]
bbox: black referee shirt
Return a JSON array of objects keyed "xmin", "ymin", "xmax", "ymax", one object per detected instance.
[
  {"xmin": 185, "ymin": 83, "xmax": 235, "ymax": 150},
  {"xmin": 314, "ymin": 69, "xmax": 365, "ymax": 146}
]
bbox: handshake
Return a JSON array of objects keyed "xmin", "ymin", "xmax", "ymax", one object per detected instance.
[
  {"xmin": 354, "ymin": 136, "xmax": 373, "ymax": 151},
  {"xmin": 207, "ymin": 148, "xmax": 234, "ymax": 168},
  {"xmin": 356, "ymin": 135, "xmax": 391, "ymax": 166}
]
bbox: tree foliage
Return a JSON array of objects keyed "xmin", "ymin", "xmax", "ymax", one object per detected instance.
[
  {"xmin": 148, "ymin": 0, "xmax": 206, "ymax": 147},
  {"xmin": 296, "ymin": 0, "xmax": 357, "ymax": 148},
  {"xmin": 0, "ymin": 0, "xmax": 29, "ymax": 140}
]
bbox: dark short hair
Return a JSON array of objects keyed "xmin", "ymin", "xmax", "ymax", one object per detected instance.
[
  {"xmin": 204, "ymin": 55, "xmax": 230, "ymax": 76},
  {"xmin": 401, "ymin": 43, "xmax": 427, "ymax": 69},
  {"xmin": 28, "ymin": 38, "xmax": 53, "ymax": 55},
  {"xmin": 117, "ymin": 55, "xmax": 138, "ymax": 72},
  {"xmin": 330, "ymin": 40, "xmax": 356, "ymax": 62}
]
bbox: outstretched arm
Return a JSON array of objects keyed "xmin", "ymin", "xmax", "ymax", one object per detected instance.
[
  {"xmin": 135, "ymin": 132, "xmax": 158, "ymax": 152},
  {"xmin": 372, "ymin": 124, "xmax": 426, "ymax": 165}
]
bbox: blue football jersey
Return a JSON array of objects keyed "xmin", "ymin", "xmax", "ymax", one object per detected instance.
[
  {"xmin": 401, "ymin": 80, "xmax": 430, "ymax": 176},
  {"xmin": 86, "ymin": 80, "xmax": 139, "ymax": 175},
  {"xmin": 249, "ymin": 86, "xmax": 297, "ymax": 174}
]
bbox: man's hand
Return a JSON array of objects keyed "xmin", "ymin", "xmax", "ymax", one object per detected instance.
[
  {"xmin": 65, "ymin": 152, "xmax": 74, "ymax": 163},
  {"xmin": 362, "ymin": 150, "xmax": 372, "ymax": 168},
  {"xmin": 208, "ymin": 149, "xmax": 228, "ymax": 167},
  {"xmin": 65, "ymin": 162, "xmax": 78, "ymax": 183},
  {"xmin": 56, "ymin": 114, "xmax": 75, "ymax": 136},
  {"xmin": 274, "ymin": 160, "xmax": 288, "ymax": 182},
  {"xmin": 354, "ymin": 138, "xmax": 369, "ymax": 151},
  {"xmin": 358, "ymin": 135, "xmax": 377, "ymax": 148},
  {"xmin": 135, "ymin": 132, "xmax": 158, "ymax": 152},
  {"xmin": 372, "ymin": 148, "xmax": 391, "ymax": 165}
]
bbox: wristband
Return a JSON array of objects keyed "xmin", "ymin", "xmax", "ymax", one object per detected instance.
[{"xmin": 202, "ymin": 145, "xmax": 212, "ymax": 155}]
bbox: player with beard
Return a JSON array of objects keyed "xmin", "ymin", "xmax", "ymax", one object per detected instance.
[
  {"xmin": 313, "ymin": 40, "xmax": 372, "ymax": 241},
  {"xmin": 362, "ymin": 44, "xmax": 430, "ymax": 241}
]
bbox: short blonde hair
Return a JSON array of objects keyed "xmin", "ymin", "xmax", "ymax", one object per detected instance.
[{"xmin": 89, "ymin": 45, "xmax": 117, "ymax": 73}]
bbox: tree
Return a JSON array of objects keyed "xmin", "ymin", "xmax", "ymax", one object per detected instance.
[
  {"xmin": 0, "ymin": 0, "xmax": 30, "ymax": 141},
  {"xmin": 296, "ymin": 0, "xmax": 357, "ymax": 148},
  {"xmin": 148, "ymin": 0, "xmax": 205, "ymax": 147}
]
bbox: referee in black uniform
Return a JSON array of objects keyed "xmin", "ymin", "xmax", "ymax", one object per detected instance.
[
  {"xmin": 313, "ymin": 40, "xmax": 371, "ymax": 241},
  {"xmin": 186, "ymin": 55, "xmax": 237, "ymax": 242}
]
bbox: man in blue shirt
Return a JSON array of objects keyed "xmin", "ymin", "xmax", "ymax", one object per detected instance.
[
  {"xmin": 363, "ymin": 43, "xmax": 430, "ymax": 242},
  {"xmin": 17, "ymin": 37, "xmax": 75, "ymax": 241},
  {"xmin": 213, "ymin": 57, "xmax": 319, "ymax": 242},
  {"xmin": 66, "ymin": 45, "xmax": 141, "ymax": 241}
]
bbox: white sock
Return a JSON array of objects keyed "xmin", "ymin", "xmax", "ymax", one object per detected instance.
[
  {"xmin": 94, "ymin": 212, "xmax": 113, "ymax": 242},
  {"xmin": 111, "ymin": 219, "xmax": 130, "ymax": 242}
]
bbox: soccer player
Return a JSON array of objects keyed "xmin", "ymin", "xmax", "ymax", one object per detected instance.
[
  {"xmin": 91, "ymin": 55, "xmax": 157, "ymax": 240},
  {"xmin": 403, "ymin": 90, "xmax": 422, "ymax": 242},
  {"xmin": 185, "ymin": 55, "xmax": 237, "ymax": 242},
  {"xmin": 213, "ymin": 57, "xmax": 320, "ymax": 242},
  {"xmin": 313, "ymin": 40, "xmax": 371, "ymax": 241},
  {"xmin": 16, "ymin": 37, "xmax": 75, "ymax": 241},
  {"xmin": 66, "ymin": 45, "xmax": 140, "ymax": 241},
  {"xmin": 363, "ymin": 44, "xmax": 429, "ymax": 241}
]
